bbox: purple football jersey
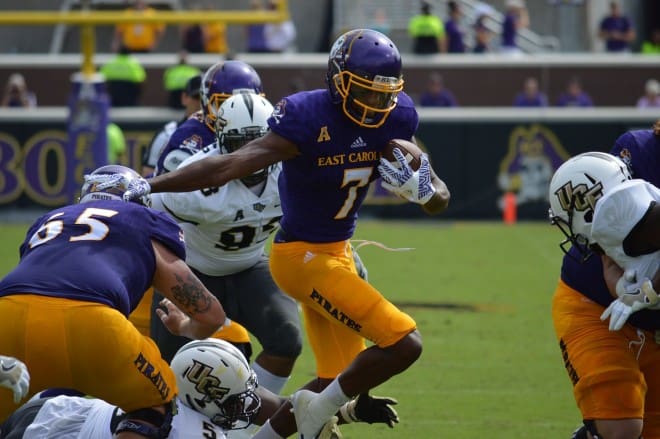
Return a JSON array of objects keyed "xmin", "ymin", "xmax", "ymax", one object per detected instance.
[
  {"xmin": 0, "ymin": 200, "xmax": 185, "ymax": 317},
  {"xmin": 561, "ymin": 127, "xmax": 660, "ymax": 330},
  {"xmin": 268, "ymin": 89, "xmax": 418, "ymax": 242},
  {"xmin": 155, "ymin": 113, "xmax": 215, "ymax": 176}
]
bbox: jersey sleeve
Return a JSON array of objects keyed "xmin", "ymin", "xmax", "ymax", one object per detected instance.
[
  {"xmin": 592, "ymin": 181, "xmax": 655, "ymax": 254},
  {"xmin": 145, "ymin": 209, "xmax": 187, "ymax": 260},
  {"xmin": 160, "ymin": 145, "xmax": 222, "ymax": 224},
  {"xmin": 268, "ymin": 95, "xmax": 311, "ymax": 149},
  {"xmin": 610, "ymin": 131, "xmax": 638, "ymax": 174}
]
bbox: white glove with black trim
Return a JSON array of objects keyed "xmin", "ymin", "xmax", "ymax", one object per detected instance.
[
  {"xmin": 378, "ymin": 148, "xmax": 435, "ymax": 205},
  {"xmin": 0, "ymin": 355, "xmax": 30, "ymax": 403},
  {"xmin": 600, "ymin": 270, "xmax": 660, "ymax": 331}
]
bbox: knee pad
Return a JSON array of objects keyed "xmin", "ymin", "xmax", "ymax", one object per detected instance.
[{"xmin": 114, "ymin": 401, "xmax": 175, "ymax": 439}]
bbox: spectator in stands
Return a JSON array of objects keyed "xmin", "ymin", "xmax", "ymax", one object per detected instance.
[
  {"xmin": 162, "ymin": 50, "xmax": 201, "ymax": 109},
  {"xmin": 111, "ymin": 0, "xmax": 165, "ymax": 54},
  {"xmin": 180, "ymin": 3, "xmax": 205, "ymax": 54},
  {"xmin": 472, "ymin": 5, "xmax": 494, "ymax": 53},
  {"xmin": 203, "ymin": 2, "xmax": 229, "ymax": 55},
  {"xmin": 513, "ymin": 77, "xmax": 548, "ymax": 107},
  {"xmin": 555, "ymin": 77, "xmax": 594, "ymax": 107},
  {"xmin": 368, "ymin": 7, "xmax": 391, "ymax": 37},
  {"xmin": 106, "ymin": 122, "xmax": 127, "ymax": 165},
  {"xmin": 246, "ymin": 0, "xmax": 269, "ymax": 53},
  {"xmin": 100, "ymin": 47, "xmax": 146, "ymax": 107},
  {"xmin": 263, "ymin": 0, "xmax": 297, "ymax": 53},
  {"xmin": 636, "ymin": 79, "xmax": 660, "ymax": 108},
  {"xmin": 409, "ymin": 1, "xmax": 446, "ymax": 54},
  {"xmin": 419, "ymin": 73, "xmax": 458, "ymax": 107},
  {"xmin": 500, "ymin": 0, "xmax": 529, "ymax": 55},
  {"xmin": 445, "ymin": 1, "xmax": 465, "ymax": 53},
  {"xmin": 1, "ymin": 73, "xmax": 37, "ymax": 108},
  {"xmin": 598, "ymin": 1, "xmax": 635, "ymax": 53},
  {"xmin": 641, "ymin": 28, "xmax": 660, "ymax": 55}
]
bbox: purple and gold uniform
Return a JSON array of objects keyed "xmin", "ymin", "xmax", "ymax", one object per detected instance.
[
  {"xmin": 155, "ymin": 112, "xmax": 213, "ymax": 176},
  {"xmin": 0, "ymin": 200, "xmax": 183, "ymax": 420},
  {"xmin": 552, "ymin": 126, "xmax": 660, "ymax": 435},
  {"xmin": 268, "ymin": 89, "xmax": 419, "ymax": 378}
]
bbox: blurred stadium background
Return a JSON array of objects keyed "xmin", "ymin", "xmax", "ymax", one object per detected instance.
[
  {"xmin": 0, "ymin": 0, "xmax": 657, "ymax": 221},
  {"xmin": 0, "ymin": 1, "xmax": 658, "ymax": 437}
]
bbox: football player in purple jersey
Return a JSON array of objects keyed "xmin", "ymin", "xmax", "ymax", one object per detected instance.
[
  {"xmin": 0, "ymin": 165, "xmax": 226, "ymax": 437},
  {"xmin": 119, "ymin": 28, "xmax": 450, "ymax": 438},
  {"xmin": 553, "ymin": 120, "xmax": 660, "ymax": 439}
]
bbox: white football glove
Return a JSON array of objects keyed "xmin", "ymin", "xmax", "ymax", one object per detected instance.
[
  {"xmin": 378, "ymin": 148, "xmax": 436, "ymax": 205},
  {"xmin": 0, "ymin": 355, "xmax": 30, "ymax": 403},
  {"xmin": 600, "ymin": 270, "xmax": 659, "ymax": 331},
  {"xmin": 83, "ymin": 172, "xmax": 125, "ymax": 189},
  {"xmin": 122, "ymin": 177, "xmax": 152, "ymax": 202}
]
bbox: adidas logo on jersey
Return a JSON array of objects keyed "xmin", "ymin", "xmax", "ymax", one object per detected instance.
[{"xmin": 350, "ymin": 137, "xmax": 367, "ymax": 149}]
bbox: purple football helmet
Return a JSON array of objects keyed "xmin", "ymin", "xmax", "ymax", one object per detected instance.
[
  {"xmin": 326, "ymin": 29, "xmax": 404, "ymax": 128},
  {"xmin": 200, "ymin": 60, "xmax": 264, "ymax": 132}
]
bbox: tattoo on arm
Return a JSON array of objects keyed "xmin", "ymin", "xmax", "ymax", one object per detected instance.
[{"xmin": 170, "ymin": 273, "xmax": 212, "ymax": 315}]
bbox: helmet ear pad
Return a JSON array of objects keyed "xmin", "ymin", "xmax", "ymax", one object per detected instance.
[{"xmin": 326, "ymin": 29, "xmax": 404, "ymax": 128}]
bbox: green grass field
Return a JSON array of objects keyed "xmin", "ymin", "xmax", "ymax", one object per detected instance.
[{"xmin": 0, "ymin": 219, "xmax": 580, "ymax": 438}]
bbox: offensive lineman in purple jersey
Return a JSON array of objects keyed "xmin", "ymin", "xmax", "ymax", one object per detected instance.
[
  {"xmin": 0, "ymin": 165, "xmax": 226, "ymax": 436},
  {"xmin": 118, "ymin": 28, "xmax": 450, "ymax": 438},
  {"xmin": 154, "ymin": 60, "xmax": 264, "ymax": 176},
  {"xmin": 554, "ymin": 120, "xmax": 660, "ymax": 439}
]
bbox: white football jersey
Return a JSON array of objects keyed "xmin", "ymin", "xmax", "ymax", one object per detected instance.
[
  {"xmin": 22, "ymin": 396, "xmax": 227, "ymax": 439},
  {"xmin": 152, "ymin": 143, "xmax": 282, "ymax": 276},
  {"xmin": 592, "ymin": 179, "xmax": 660, "ymax": 279}
]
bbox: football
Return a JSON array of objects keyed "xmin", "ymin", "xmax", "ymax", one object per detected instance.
[{"xmin": 382, "ymin": 139, "xmax": 424, "ymax": 171}]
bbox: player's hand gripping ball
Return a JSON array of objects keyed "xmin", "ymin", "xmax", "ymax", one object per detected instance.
[
  {"xmin": 381, "ymin": 139, "xmax": 423, "ymax": 171},
  {"xmin": 378, "ymin": 139, "xmax": 435, "ymax": 205}
]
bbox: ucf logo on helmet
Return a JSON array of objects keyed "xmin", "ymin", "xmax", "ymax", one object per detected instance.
[
  {"xmin": 185, "ymin": 359, "xmax": 230, "ymax": 404},
  {"xmin": 553, "ymin": 181, "xmax": 604, "ymax": 213}
]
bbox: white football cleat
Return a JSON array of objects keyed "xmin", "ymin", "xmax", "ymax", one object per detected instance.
[{"xmin": 291, "ymin": 389, "xmax": 338, "ymax": 439}]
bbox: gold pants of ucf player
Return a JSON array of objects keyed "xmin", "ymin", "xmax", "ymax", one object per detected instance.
[
  {"xmin": 0, "ymin": 294, "xmax": 176, "ymax": 422},
  {"xmin": 270, "ymin": 240, "xmax": 417, "ymax": 379},
  {"xmin": 552, "ymin": 280, "xmax": 660, "ymax": 437}
]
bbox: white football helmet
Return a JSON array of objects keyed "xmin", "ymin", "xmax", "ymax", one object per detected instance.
[
  {"xmin": 548, "ymin": 151, "xmax": 631, "ymax": 261},
  {"xmin": 170, "ymin": 338, "xmax": 260, "ymax": 430},
  {"xmin": 79, "ymin": 165, "xmax": 151, "ymax": 207},
  {"xmin": 216, "ymin": 92, "xmax": 274, "ymax": 185}
]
